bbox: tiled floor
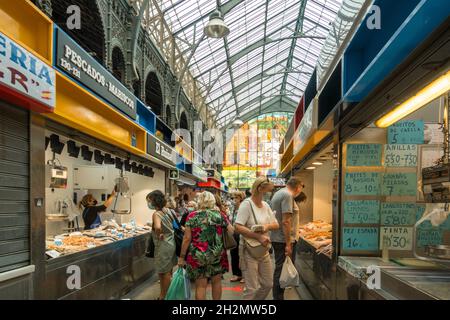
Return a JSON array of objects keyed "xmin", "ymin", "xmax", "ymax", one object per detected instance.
[{"xmin": 124, "ymin": 271, "xmax": 302, "ymax": 300}]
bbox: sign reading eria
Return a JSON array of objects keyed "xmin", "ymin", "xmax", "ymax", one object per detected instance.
[
  {"xmin": 0, "ymin": 31, "xmax": 55, "ymax": 111},
  {"xmin": 54, "ymin": 27, "xmax": 137, "ymax": 119}
]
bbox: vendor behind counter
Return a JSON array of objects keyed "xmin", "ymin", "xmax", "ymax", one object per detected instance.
[{"xmin": 79, "ymin": 188, "xmax": 116, "ymax": 230}]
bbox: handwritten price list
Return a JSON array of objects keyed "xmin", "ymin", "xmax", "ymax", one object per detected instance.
[
  {"xmin": 388, "ymin": 120, "xmax": 424, "ymax": 144},
  {"xmin": 380, "ymin": 227, "xmax": 413, "ymax": 250},
  {"xmin": 381, "ymin": 203, "xmax": 425, "ymax": 226},
  {"xmin": 345, "ymin": 172, "xmax": 380, "ymax": 195},
  {"xmin": 344, "ymin": 200, "xmax": 380, "ymax": 224},
  {"xmin": 346, "ymin": 144, "xmax": 382, "ymax": 166},
  {"xmin": 384, "ymin": 144, "xmax": 417, "ymax": 167},
  {"xmin": 381, "ymin": 173, "xmax": 417, "ymax": 197},
  {"xmin": 343, "ymin": 227, "xmax": 379, "ymax": 251}
]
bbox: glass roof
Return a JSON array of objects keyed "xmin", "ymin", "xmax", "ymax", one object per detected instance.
[{"xmin": 133, "ymin": 0, "xmax": 344, "ymax": 128}]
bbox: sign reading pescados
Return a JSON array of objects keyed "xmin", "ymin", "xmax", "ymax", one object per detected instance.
[{"xmin": 54, "ymin": 27, "xmax": 136, "ymax": 119}]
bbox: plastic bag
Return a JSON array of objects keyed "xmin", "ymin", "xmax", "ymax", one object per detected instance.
[
  {"xmin": 279, "ymin": 257, "xmax": 299, "ymax": 288},
  {"xmin": 166, "ymin": 268, "xmax": 190, "ymax": 300}
]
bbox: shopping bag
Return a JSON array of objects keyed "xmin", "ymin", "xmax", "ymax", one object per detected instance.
[
  {"xmin": 166, "ymin": 268, "xmax": 190, "ymax": 300},
  {"xmin": 279, "ymin": 257, "xmax": 299, "ymax": 288}
]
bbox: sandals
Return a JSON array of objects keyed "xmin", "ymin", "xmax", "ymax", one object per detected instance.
[{"xmin": 230, "ymin": 276, "xmax": 242, "ymax": 282}]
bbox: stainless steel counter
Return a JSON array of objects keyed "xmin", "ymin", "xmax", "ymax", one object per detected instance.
[{"xmin": 337, "ymin": 256, "xmax": 450, "ymax": 300}]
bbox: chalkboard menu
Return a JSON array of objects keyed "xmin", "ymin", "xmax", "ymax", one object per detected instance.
[
  {"xmin": 381, "ymin": 173, "xmax": 417, "ymax": 196},
  {"xmin": 342, "ymin": 227, "xmax": 379, "ymax": 251},
  {"xmin": 344, "ymin": 172, "xmax": 380, "ymax": 195},
  {"xmin": 344, "ymin": 200, "xmax": 380, "ymax": 224},
  {"xmin": 388, "ymin": 120, "xmax": 424, "ymax": 144},
  {"xmin": 346, "ymin": 144, "xmax": 382, "ymax": 166}
]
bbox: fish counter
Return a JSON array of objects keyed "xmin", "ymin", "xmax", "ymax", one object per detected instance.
[{"xmin": 43, "ymin": 222, "xmax": 154, "ymax": 300}]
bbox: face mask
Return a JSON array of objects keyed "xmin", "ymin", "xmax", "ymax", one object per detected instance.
[
  {"xmin": 148, "ymin": 203, "xmax": 155, "ymax": 210},
  {"xmin": 187, "ymin": 207, "xmax": 194, "ymax": 212}
]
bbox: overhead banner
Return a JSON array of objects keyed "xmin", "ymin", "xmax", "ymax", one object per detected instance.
[
  {"xmin": 54, "ymin": 27, "xmax": 137, "ymax": 119},
  {"xmin": 0, "ymin": 31, "xmax": 55, "ymax": 111},
  {"xmin": 147, "ymin": 133, "xmax": 176, "ymax": 166}
]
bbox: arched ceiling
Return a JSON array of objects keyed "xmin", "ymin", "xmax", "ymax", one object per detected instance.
[{"xmin": 131, "ymin": 0, "xmax": 344, "ymax": 128}]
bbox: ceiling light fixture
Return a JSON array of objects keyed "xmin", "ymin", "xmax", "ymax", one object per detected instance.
[
  {"xmin": 312, "ymin": 162, "xmax": 323, "ymax": 166},
  {"xmin": 306, "ymin": 166, "xmax": 316, "ymax": 170},
  {"xmin": 375, "ymin": 70, "xmax": 450, "ymax": 128},
  {"xmin": 204, "ymin": 10, "xmax": 230, "ymax": 38}
]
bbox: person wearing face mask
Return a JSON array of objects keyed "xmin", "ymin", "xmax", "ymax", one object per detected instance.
[
  {"xmin": 78, "ymin": 188, "xmax": 116, "ymax": 230},
  {"xmin": 270, "ymin": 176, "xmax": 304, "ymax": 300},
  {"xmin": 180, "ymin": 200, "xmax": 198, "ymax": 227},
  {"xmin": 147, "ymin": 190, "xmax": 177, "ymax": 300},
  {"xmin": 235, "ymin": 177, "xmax": 279, "ymax": 300}
]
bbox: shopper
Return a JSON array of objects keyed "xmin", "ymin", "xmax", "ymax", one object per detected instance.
[
  {"xmin": 270, "ymin": 177, "xmax": 304, "ymax": 300},
  {"xmin": 79, "ymin": 188, "xmax": 116, "ymax": 230},
  {"xmin": 147, "ymin": 190, "xmax": 177, "ymax": 300},
  {"xmin": 229, "ymin": 191, "xmax": 246, "ymax": 283},
  {"xmin": 235, "ymin": 177, "xmax": 279, "ymax": 300},
  {"xmin": 178, "ymin": 191, "xmax": 233, "ymax": 300},
  {"xmin": 180, "ymin": 200, "xmax": 198, "ymax": 227},
  {"xmin": 293, "ymin": 192, "xmax": 307, "ymax": 246}
]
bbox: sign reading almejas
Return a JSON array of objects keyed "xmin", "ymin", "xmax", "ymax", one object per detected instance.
[{"xmin": 54, "ymin": 27, "xmax": 137, "ymax": 119}]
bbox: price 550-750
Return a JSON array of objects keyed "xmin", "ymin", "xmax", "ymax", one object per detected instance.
[{"xmin": 385, "ymin": 154, "xmax": 417, "ymax": 166}]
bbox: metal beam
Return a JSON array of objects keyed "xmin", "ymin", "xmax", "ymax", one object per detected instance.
[
  {"xmin": 280, "ymin": 0, "xmax": 307, "ymax": 95},
  {"xmin": 258, "ymin": 0, "xmax": 270, "ymax": 118},
  {"xmin": 191, "ymin": 0, "xmax": 304, "ymax": 68},
  {"xmin": 173, "ymin": 0, "xmax": 245, "ymax": 36},
  {"xmin": 162, "ymin": 0, "xmax": 187, "ymax": 14},
  {"xmin": 223, "ymin": 35, "xmax": 240, "ymax": 122},
  {"xmin": 131, "ymin": 0, "xmax": 149, "ymax": 80}
]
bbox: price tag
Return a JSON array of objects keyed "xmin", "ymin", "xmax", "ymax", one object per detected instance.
[
  {"xmin": 346, "ymin": 144, "xmax": 382, "ymax": 166},
  {"xmin": 417, "ymin": 228, "xmax": 443, "ymax": 248},
  {"xmin": 388, "ymin": 120, "xmax": 424, "ymax": 144},
  {"xmin": 344, "ymin": 200, "xmax": 380, "ymax": 224},
  {"xmin": 380, "ymin": 227, "xmax": 413, "ymax": 250},
  {"xmin": 384, "ymin": 144, "xmax": 418, "ymax": 167},
  {"xmin": 46, "ymin": 250, "xmax": 61, "ymax": 259},
  {"xmin": 381, "ymin": 203, "xmax": 422, "ymax": 226},
  {"xmin": 381, "ymin": 173, "xmax": 417, "ymax": 196},
  {"xmin": 342, "ymin": 227, "xmax": 379, "ymax": 251},
  {"xmin": 344, "ymin": 172, "xmax": 380, "ymax": 195}
]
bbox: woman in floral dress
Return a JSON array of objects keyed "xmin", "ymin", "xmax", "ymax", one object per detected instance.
[{"xmin": 178, "ymin": 191, "xmax": 233, "ymax": 300}]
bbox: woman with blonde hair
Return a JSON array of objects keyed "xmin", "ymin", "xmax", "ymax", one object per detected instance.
[
  {"xmin": 235, "ymin": 177, "xmax": 279, "ymax": 300},
  {"xmin": 178, "ymin": 191, "xmax": 234, "ymax": 300}
]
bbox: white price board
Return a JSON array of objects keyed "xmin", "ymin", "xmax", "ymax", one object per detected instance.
[
  {"xmin": 380, "ymin": 227, "xmax": 413, "ymax": 251},
  {"xmin": 384, "ymin": 144, "xmax": 418, "ymax": 167}
]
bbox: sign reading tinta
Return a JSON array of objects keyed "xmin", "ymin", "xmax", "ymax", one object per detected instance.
[
  {"xmin": 54, "ymin": 27, "xmax": 137, "ymax": 119},
  {"xmin": 0, "ymin": 31, "xmax": 55, "ymax": 111}
]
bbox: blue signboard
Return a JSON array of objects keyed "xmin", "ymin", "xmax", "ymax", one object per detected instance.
[
  {"xmin": 344, "ymin": 200, "xmax": 380, "ymax": 224},
  {"xmin": 381, "ymin": 203, "xmax": 425, "ymax": 226},
  {"xmin": 343, "ymin": 227, "xmax": 379, "ymax": 251},
  {"xmin": 344, "ymin": 172, "xmax": 380, "ymax": 195},
  {"xmin": 346, "ymin": 144, "xmax": 382, "ymax": 166},
  {"xmin": 388, "ymin": 120, "xmax": 424, "ymax": 144},
  {"xmin": 381, "ymin": 173, "xmax": 417, "ymax": 196}
]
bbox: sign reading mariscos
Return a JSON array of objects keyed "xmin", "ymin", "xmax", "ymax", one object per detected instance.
[
  {"xmin": 54, "ymin": 27, "xmax": 136, "ymax": 119},
  {"xmin": 0, "ymin": 31, "xmax": 55, "ymax": 111}
]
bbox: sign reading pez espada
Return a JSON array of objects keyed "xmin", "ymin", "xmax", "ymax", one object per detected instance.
[
  {"xmin": 54, "ymin": 27, "xmax": 136, "ymax": 119},
  {"xmin": 0, "ymin": 31, "xmax": 55, "ymax": 110}
]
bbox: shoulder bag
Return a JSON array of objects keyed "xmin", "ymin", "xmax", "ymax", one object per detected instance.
[
  {"xmin": 244, "ymin": 200, "xmax": 271, "ymax": 259},
  {"xmin": 222, "ymin": 212, "xmax": 237, "ymax": 250}
]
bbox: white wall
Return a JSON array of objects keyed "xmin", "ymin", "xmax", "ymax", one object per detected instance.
[
  {"xmin": 312, "ymin": 160, "xmax": 333, "ymax": 223},
  {"xmin": 45, "ymin": 133, "xmax": 165, "ymax": 236}
]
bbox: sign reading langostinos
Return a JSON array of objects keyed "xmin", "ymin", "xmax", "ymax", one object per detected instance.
[
  {"xmin": 54, "ymin": 27, "xmax": 136, "ymax": 119},
  {"xmin": 147, "ymin": 133, "xmax": 176, "ymax": 166},
  {"xmin": 0, "ymin": 31, "xmax": 55, "ymax": 111}
]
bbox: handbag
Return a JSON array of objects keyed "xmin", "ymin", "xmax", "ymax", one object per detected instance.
[
  {"xmin": 243, "ymin": 200, "xmax": 271, "ymax": 259},
  {"xmin": 165, "ymin": 209, "xmax": 184, "ymax": 257},
  {"xmin": 222, "ymin": 214, "xmax": 237, "ymax": 250},
  {"xmin": 145, "ymin": 233, "xmax": 155, "ymax": 258}
]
